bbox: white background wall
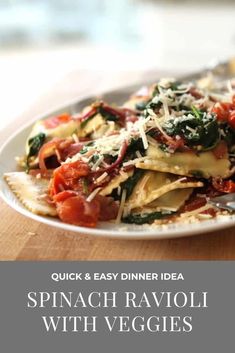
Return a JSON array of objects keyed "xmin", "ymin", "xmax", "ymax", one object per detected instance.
[{"xmin": 0, "ymin": 1, "xmax": 235, "ymax": 129}]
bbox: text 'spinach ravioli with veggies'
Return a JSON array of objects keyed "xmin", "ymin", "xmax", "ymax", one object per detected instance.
[{"xmin": 4, "ymin": 76, "xmax": 235, "ymax": 228}]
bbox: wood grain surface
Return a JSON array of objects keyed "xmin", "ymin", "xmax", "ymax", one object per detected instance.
[{"xmin": 0, "ymin": 69, "xmax": 235, "ymax": 261}]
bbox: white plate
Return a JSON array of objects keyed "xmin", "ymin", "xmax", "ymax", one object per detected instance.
[{"xmin": 0, "ymin": 86, "xmax": 235, "ymax": 239}]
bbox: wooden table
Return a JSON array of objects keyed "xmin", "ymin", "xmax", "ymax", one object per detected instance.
[{"xmin": 0, "ymin": 69, "xmax": 235, "ymax": 261}]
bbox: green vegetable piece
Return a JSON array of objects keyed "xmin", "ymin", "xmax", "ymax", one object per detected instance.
[
  {"xmin": 79, "ymin": 148, "xmax": 88, "ymax": 154},
  {"xmin": 122, "ymin": 211, "xmax": 174, "ymax": 225},
  {"xmin": 120, "ymin": 169, "xmax": 144, "ymax": 199},
  {"xmin": 124, "ymin": 138, "xmax": 145, "ymax": 161},
  {"xmin": 191, "ymin": 105, "xmax": 201, "ymax": 119},
  {"xmin": 98, "ymin": 107, "xmax": 119, "ymax": 122},
  {"xmin": 163, "ymin": 112, "xmax": 220, "ymax": 151},
  {"xmin": 26, "ymin": 132, "xmax": 46, "ymax": 171},
  {"xmin": 27, "ymin": 132, "xmax": 46, "ymax": 158},
  {"xmin": 135, "ymin": 101, "xmax": 147, "ymax": 111}
]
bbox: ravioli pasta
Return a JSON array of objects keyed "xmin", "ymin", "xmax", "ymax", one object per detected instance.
[
  {"xmin": 136, "ymin": 144, "xmax": 231, "ymax": 179},
  {"xmin": 4, "ymin": 172, "xmax": 57, "ymax": 216},
  {"xmin": 126, "ymin": 171, "xmax": 203, "ymax": 210}
]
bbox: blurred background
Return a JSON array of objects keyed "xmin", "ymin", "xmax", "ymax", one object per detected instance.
[{"xmin": 1, "ymin": 0, "xmax": 235, "ymax": 129}]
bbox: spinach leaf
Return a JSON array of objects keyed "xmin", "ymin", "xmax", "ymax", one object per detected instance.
[
  {"xmin": 145, "ymin": 85, "xmax": 162, "ymax": 110},
  {"xmin": 177, "ymin": 104, "xmax": 192, "ymax": 112},
  {"xmin": 147, "ymin": 98, "xmax": 162, "ymax": 111},
  {"xmin": 122, "ymin": 211, "xmax": 174, "ymax": 225},
  {"xmin": 98, "ymin": 106, "xmax": 119, "ymax": 122},
  {"xmin": 27, "ymin": 132, "xmax": 46, "ymax": 158},
  {"xmin": 163, "ymin": 111, "xmax": 220, "ymax": 150},
  {"xmin": 26, "ymin": 132, "xmax": 46, "ymax": 171},
  {"xmin": 26, "ymin": 132, "xmax": 46, "ymax": 169},
  {"xmin": 120, "ymin": 169, "xmax": 144, "ymax": 199},
  {"xmin": 124, "ymin": 138, "xmax": 145, "ymax": 162},
  {"xmin": 135, "ymin": 101, "xmax": 148, "ymax": 111}
]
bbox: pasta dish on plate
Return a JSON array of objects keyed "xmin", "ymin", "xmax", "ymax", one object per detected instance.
[{"xmin": 4, "ymin": 75, "xmax": 235, "ymax": 228}]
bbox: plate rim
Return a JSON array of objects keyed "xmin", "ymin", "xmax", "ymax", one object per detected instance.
[{"xmin": 1, "ymin": 182, "xmax": 235, "ymax": 240}]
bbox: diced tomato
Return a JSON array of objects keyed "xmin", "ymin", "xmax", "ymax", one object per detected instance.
[
  {"xmin": 50, "ymin": 160, "xmax": 90, "ymax": 196},
  {"xmin": 96, "ymin": 195, "xmax": 119, "ymax": 221},
  {"xmin": 49, "ymin": 170, "xmax": 66, "ymax": 195},
  {"xmin": 212, "ymin": 178, "xmax": 235, "ymax": 193},
  {"xmin": 53, "ymin": 191, "xmax": 118, "ymax": 226},
  {"xmin": 43, "ymin": 113, "xmax": 72, "ymax": 129},
  {"xmin": 56, "ymin": 194, "xmax": 100, "ymax": 227},
  {"xmin": 212, "ymin": 141, "xmax": 228, "ymax": 159},
  {"xmin": 53, "ymin": 190, "xmax": 78, "ymax": 202},
  {"xmin": 58, "ymin": 160, "xmax": 90, "ymax": 180},
  {"xmin": 38, "ymin": 138, "xmax": 63, "ymax": 174},
  {"xmin": 228, "ymin": 111, "xmax": 235, "ymax": 129},
  {"xmin": 211, "ymin": 102, "xmax": 231, "ymax": 121},
  {"xmin": 211, "ymin": 98, "xmax": 235, "ymax": 129}
]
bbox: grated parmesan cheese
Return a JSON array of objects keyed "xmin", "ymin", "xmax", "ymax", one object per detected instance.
[
  {"xmin": 186, "ymin": 126, "xmax": 196, "ymax": 134},
  {"xmin": 115, "ymin": 189, "xmax": 127, "ymax": 223},
  {"xmin": 153, "ymin": 116, "xmax": 172, "ymax": 141},
  {"xmin": 138, "ymin": 122, "xmax": 148, "ymax": 150},
  {"xmin": 180, "ymin": 204, "xmax": 214, "ymax": 219},
  {"xmin": 91, "ymin": 155, "xmax": 104, "ymax": 171},
  {"xmin": 158, "ymin": 86, "xmax": 170, "ymax": 120},
  {"xmin": 86, "ymin": 187, "xmax": 102, "ymax": 202},
  {"xmin": 117, "ymin": 186, "xmax": 121, "ymax": 196},
  {"xmin": 95, "ymin": 172, "xmax": 108, "ymax": 184},
  {"xmin": 72, "ymin": 133, "xmax": 79, "ymax": 143}
]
